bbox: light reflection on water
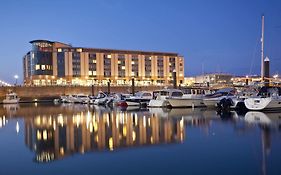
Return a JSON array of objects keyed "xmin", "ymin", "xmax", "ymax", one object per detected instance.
[{"xmin": 0, "ymin": 103, "xmax": 281, "ymax": 175}]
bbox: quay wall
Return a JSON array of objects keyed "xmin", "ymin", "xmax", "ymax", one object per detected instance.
[{"xmin": 0, "ymin": 85, "xmax": 166, "ymax": 100}]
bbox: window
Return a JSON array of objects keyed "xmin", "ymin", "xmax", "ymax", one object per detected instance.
[
  {"xmin": 35, "ymin": 64, "xmax": 40, "ymax": 70},
  {"xmin": 171, "ymin": 91, "xmax": 183, "ymax": 97},
  {"xmin": 41, "ymin": 65, "xmax": 46, "ymax": 70}
]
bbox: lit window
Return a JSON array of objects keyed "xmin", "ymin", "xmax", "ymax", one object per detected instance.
[
  {"xmin": 37, "ymin": 131, "xmax": 41, "ymax": 140},
  {"xmin": 35, "ymin": 64, "xmax": 40, "ymax": 70},
  {"xmin": 43, "ymin": 130, "xmax": 47, "ymax": 140},
  {"xmin": 93, "ymin": 60, "xmax": 96, "ymax": 63},
  {"xmin": 88, "ymin": 71, "xmax": 92, "ymax": 75},
  {"xmin": 131, "ymin": 72, "xmax": 135, "ymax": 76},
  {"xmin": 118, "ymin": 61, "xmax": 121, "ymax": 64},
  {"xmin": 77, "ymin": 48, "xmax": 82, "ymax": 52},
  {"xmin": 107, "ymin": 54, "xmax": 112, "ymax": 58},
  {"xmin": 93, "ymin": 71, "xmax": 97, "ymax": 75},
  {"xmin": 122, "ymin": 66, "xmax": 125, "ymax": 70},
  {"xmin": 57, "ymin": 48, "xmax": 62, "ymax": 52},
  {"xmin": 131, "ymin": 61, "xmax": 135, "ymax": 65},
  {"xmin": 41, "ymin": 65, "xmax": 46, "ymax": 70}
]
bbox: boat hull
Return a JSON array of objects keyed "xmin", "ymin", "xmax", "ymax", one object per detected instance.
[
  {"xmin": 166, "ymin": 98, "xmax": 205, "ymax": 108},
  {"xmin": 245, "ymin": 97, "xmax": 281, "ymax": 111},
  {"xmin": 203, "ymin": 98, "xmax": 221, "ymax": 108},
  {"xmin": 148, "ymin": 100, "xmax": 170, "ymax": 108},
  {"xmin": 3, "ymin": 99, "xmax": 20, "ymax": 104}
]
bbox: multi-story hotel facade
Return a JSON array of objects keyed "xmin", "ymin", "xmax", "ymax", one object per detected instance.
[{"xmin": 23, "ymin": 40, "xmax": 184, "ymax": 86}]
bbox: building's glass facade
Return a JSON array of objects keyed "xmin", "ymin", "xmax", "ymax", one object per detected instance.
[
  {"xmin": 31, "ymin": 41, "xmax": 53, "ymax": 76},
  {"xmin": 23, "ymin": 40, "xmax": 184, "ymax": 86}
]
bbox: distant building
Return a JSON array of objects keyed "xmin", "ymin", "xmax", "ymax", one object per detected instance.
[
  {"xmin": 195, "ymin": 73, "xmax": 233, "ymax": 86},
  {"xmin": 183, "ymin": 77, "xmax": 195, "ymax": 86},
  {"xmin": 23, "ymin": 40, "xmax": 184, "ymax": 86},
  {"xmin": 232, "ymin": 75, "xmax": 263, "ymax": 86}
]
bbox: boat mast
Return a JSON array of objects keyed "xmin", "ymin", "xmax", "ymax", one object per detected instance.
[{"xmin": 261, "ymin": 15, "xmax": 265, "ymax": 79}]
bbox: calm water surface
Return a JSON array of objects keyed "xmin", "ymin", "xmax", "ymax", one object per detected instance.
[{"xmin": 0, "ymin": 103, "xmax": 281, "ymax": 175}]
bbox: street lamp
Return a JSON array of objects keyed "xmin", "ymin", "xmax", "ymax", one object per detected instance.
[{"xmin": 14, "ymin": 75, "xmax": 19, "ymax": 86}]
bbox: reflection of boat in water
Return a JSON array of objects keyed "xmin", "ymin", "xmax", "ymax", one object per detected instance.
[
  {"xmin": 245, "ymin": 112, "xmax": 271, "ymax": 124},
  {"xmin": 245, "ymin": 111, "xmax": 281, "ymax": 126},
  {"xmin": 149, "ymin": 108, "xmax": 205, "ymax": 118},
  {"xmin": 3, "ymin": 104, "xmax": 20, "ymax": 117},
  {"xmin": 24, "ymin": 108, "xmax": 185, "ymax": 162}
]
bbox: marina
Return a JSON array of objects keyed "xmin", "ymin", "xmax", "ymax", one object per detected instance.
[{"xmin": 0, "ymin": 1, "xmax": 281, "ymax": 175}]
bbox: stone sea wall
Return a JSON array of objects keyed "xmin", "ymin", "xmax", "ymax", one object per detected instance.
[{"xmin": 0, "ymin": 85, "xmax": 166, "ymax": 100}]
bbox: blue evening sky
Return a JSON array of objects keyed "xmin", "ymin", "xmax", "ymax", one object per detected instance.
[{"xmin": 0, "ymin": 0, "xmax": 280, "ymax": 83}]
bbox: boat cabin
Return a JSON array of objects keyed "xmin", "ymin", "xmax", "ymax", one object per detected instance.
[
  {"xmin": 257, "ymin": 86, "xmax": 281, "ymax": 97},
  {"xmin": 152, "ymin": 89, "xmax": 183, "ymax": 99}
]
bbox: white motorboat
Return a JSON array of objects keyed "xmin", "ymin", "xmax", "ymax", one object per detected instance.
[
  {"xmin": 92, "ymin": 91, "xmax": 110, "ymax": 105},
  {"xmin": 60, "ymin": 95, "xmax": 69, "ymax": 103},
  {"xmin": 244, "ymin": 87, "xmax": 281, "ymax": 111},
  {"xmin": 2, "ymin": 92, "xmax": 20, "ymax": 104},
  {"xmin": 203, "ymin": 88, "xmax": 235, "ymax": 108},
  {"xmin": 148, "ymin": 89, "xmax": 205, "ymax": 108},
  {"xmin": 125, "ymin": 91, "xmax": 152, "ymax": 106},
  {"xmin": 71, "ymin": 94, "xmax": 90, "ymax": 103},
  {"xmin": 59, "ymin": 95, "xmax": 76, "ymax": 103}
]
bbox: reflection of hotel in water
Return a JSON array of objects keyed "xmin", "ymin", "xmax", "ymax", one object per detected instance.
[{"xmin": 24, "ymin": 110, "xmax": 185, "ymax": 162}]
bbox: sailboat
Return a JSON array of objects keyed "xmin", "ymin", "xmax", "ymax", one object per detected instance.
[{"xmin": 244, "ymin": 15, "xmax": 281, "ymax": 111}]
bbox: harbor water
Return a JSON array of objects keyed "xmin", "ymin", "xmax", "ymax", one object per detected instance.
[{"xmin": 0, "ymin": 103, "xmax": 281, "ymax": 175}]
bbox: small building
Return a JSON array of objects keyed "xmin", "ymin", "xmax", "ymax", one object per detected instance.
[{"xmin": 195, "ymin": 73, "xmax": 233, "ymax": 86}]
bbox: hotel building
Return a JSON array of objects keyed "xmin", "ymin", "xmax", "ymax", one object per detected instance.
[{"xmin": 23, "ymin": 40, "xmax": 185, "ymax": 86}]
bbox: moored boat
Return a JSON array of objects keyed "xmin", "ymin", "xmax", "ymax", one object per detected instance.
[
  {"xmin": 125, "ymin": 91, "xmax": 152, "ymax": 106},
  {"xmin": 3, "ymin": 92, "xmax": 20, "ymax": 104},
  {"xmin": 148, "ymin": 89, "xmax": 205, "ymax": 108},
  {"xmin": 203, "ymin": 88, "xmax": 235, "ymax": 108},
  {"xmin": 244, "ymin": 87, "xmax": 281, "ymax": 111}
]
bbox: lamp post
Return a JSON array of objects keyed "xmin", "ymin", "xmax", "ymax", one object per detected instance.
[
  {"xmin": 14, "ymin": 75, "xmax": 19, "ymax": 86},
  {"xmin": 91, "ymin": 78, "xmax": 94, "ymax": 96},
  {"xmin": 132, "ymin": 77, "xmax": 135, "ymax": 95},
  {"xmin": 107, "ymin": 79, "xmax": 111, "ymax": 94},
  {"xmin": 172, "ymin": 69, "xmax": 177, "ymax": 89}
]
